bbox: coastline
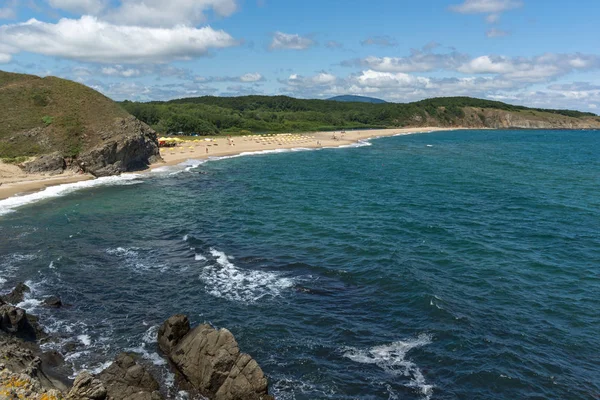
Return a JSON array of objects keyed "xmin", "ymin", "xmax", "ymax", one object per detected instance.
[{"xmin": 0, "ymin": 127, "xmax": 455, "ymax": 201}]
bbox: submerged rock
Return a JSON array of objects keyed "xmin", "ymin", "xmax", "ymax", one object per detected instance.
[
  {"xmin": 158, "ymin": 315, "xmax": 273, "ymax": 400},
  {"xmin": 43, "ymin": 295, "xmax": 63, "ymax": 308}
]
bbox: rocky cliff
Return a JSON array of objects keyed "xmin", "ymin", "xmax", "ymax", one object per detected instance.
[{"xmin": 0, "ymin": 71, "xmax": 162, "ymax": 177}]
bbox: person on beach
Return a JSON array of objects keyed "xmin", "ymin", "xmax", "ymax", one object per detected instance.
[{"xmin": 206, "ymin": 147, "xmax": 209, "ymax": 154}]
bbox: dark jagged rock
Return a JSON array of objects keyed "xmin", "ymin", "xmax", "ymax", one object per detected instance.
[
  {"xmin": 158, "ymin": 315, "xmax": 273, "ymax": 400},
  {"xmin": 157, "ymin": 314, "xmax": 190, "ymax": 355},
  {"xmin": 97, "ymin": 353, "xmax": 163, "ymax": 400},
  {"xmin": 22, "ymin": 152, "xmax": 66, "ymax": 175},
  {"xmin": 43, "ymin": 295, "xmax": 63, "ymax": 308},
  {"xmin": 77, "ymin": 116, "xmax": 162, "ymax": 177},
  {"xmin": 2, "ymin": 281, "xmax": 30, "ymax": 304},
  {"xmin": 0, "ymin": 304, "xmax": 31, "ymax": 335}
]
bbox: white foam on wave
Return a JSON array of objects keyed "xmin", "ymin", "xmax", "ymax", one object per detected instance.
[
  {"xmin": 126, "ymin": 324, "xmax": 167, "ymax": 366},
  {"xmin": 182, "ymin": 234, "xmax": 189, "ymax": 242},
  {"xmin": 78, "ymin": 334, "xmax": 92, "ymax": 346},
  {"xmin": 342, "ymin": 333, "xmax": 434, "ymax": 400},
  {"xmin": 195, "ymin": 253, "xmax": 207, "ymax": 261},
  {"xmin": 106, "ymin": 246, "xmax": 167, "ymax": 272},
  {"xmin": 198, "ymin": 248, "xmax": 294, "ymax": 304},
  {"xmin": 0, "ymin": 174, "xmax": 143, "ymax": 216}
]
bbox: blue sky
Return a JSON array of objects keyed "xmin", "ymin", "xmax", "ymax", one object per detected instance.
[{"xmin": 1, "ymin": 0, "xmax": 599, "ymax": 111}]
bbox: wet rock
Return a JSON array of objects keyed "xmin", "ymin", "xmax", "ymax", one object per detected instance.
[
  {"xmin": 43, "ymin": 295, "xmax": 63, "ymax": 308},
  {"xmin": 2, "ymin": 282, "xmax": 31, "ymax": 304},
  {"xmin": 158, "ymin": 316, "xmax": 273, "ymax": 400},
  {"xmin": 22, "ymin": 152, "xmax": 66, "ymax": 175},
  {"xmin": 0, "ymin": 304, "xmax": 30, "ymax": 335},
  {"xmin": 67, "ymin": 371, "xmax": 107, "ymax": 400},
  {"xmin": 97, "ymin": 353, "xmax": 163, "ymax": 400}
]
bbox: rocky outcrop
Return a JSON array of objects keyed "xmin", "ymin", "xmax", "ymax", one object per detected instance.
[
  {"xmin": 1, "ymin": 281, "xmax": 31, "ymax": 304},
  {"xmin": 158, "ymin": 315, "xmax": 273, "ymax": 400},
  {"xmin": 22, "ymin": 152, "xmax": 66, "ymax": 175},
  {"xmin": 97, "ymin": 353, "xmax": 163, "ymax": 400},
  {"xmin": 67, "ymin": 372, "xmax": 107, "ymax": 400},
  {"xmin": 77, "ymin": 117, "xmax": 162, "ymax": 177}
]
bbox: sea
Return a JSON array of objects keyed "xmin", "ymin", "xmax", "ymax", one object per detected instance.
[{"xmin": 0, "ymin": 129, "xmax": 599, "ymax": 400}]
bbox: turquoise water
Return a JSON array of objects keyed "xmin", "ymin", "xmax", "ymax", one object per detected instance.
[{"xmin": 1, "ymin": 129, "xmax": 599, "ymax": 399}]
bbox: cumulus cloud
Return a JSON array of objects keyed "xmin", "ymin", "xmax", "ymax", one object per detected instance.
[
  {"xmin": 486, "ymin": 28, "xmax": 509, "ymax": 37},
  {"xmin": 100, "ymin": 65, "xmax": 141, "ymax": 77},
  {"xmin": 0, "ymin": 16, "xmax": 238, "ymax": 63},
  {"xmin": 269, "ymin": 32, "xmax": 315, "ymax": 50},
  {"xmin": 343, "ymin": 50, "xmax": 469, "ymax": 73},
  {"xmin": 457, "ymin": 54, "xmax": 600, "ymax": 82},
  {"xmin": 0, "ymin": 53, "xmax": 12, "ymax": 63},
  {"xmin": 282, "ymin": 72, "xmax": 337, "ymax": 88},
  {"xmin": 361, "ymin": 36, "xmax": 398, "ymax": 47},
  {"xmin": 240, "ymin": 73, "xmax": 264, "ymax": 82},
  {"xmin": 48, "ymin": 0, "xmax": 107, "ymax": 14},
  {"xmin": 105, "ymin": 0, "xmax": 238, "ymax": 27}
]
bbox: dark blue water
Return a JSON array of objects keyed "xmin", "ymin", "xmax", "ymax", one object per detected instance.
[{"xmin": 1, "ymin": 129, "xmax": 599, "ymax": 400}]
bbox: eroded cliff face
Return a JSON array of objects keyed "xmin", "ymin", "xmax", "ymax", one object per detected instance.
[
  {"xmin": 442, "ymin": 107, "xmax": 600, "ymax": 129},
  {"xmin": 77, "ymin": 116, "xmax": 162, "ymax": 177},
  {"xmin": 21, "ymin": 116, "xmax": 162, "ymax": 177}
]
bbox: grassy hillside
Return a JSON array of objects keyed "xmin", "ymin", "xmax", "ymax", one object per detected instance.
[
  {"xmin": 120, "ymin": 95, "xmax": 600, "ymax": 135},
  {"xmin": 0, "ymin": 71, "xmax": 130, "ymax": 159}
]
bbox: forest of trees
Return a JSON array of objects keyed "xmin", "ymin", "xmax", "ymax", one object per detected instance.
[{"xmin": 120, "ymin": 96, "xmax": 597, "ymax": 136}]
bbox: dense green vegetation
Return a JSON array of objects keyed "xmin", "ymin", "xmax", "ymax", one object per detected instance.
[{"xmin": 121, "ymin": 95, "xmax": 598, "ymax": 136}]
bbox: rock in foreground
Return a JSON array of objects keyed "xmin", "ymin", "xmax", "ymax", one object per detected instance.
[{"xmin": 158, "ymin": 315, "xmax": 273, "ymax": 400}]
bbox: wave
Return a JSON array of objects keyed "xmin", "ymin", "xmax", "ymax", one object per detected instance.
[
  {"xmin": 105, "ymin": 247, "xmax": 168, "ymax": 273},
  {"xmin": 342, "ymin": 334, "xmax": 434, "ymax": 400},
  {"xmin": 198, "ymin": 248, "xmax": 294, "ymax": 304},
  {"xmin": 0, "ymin": 174, "xmax": 143, "ymax": 216}
]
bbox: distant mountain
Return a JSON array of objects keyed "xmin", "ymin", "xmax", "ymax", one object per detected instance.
[{"xmin": 328, "ymin": 95, "xmax": 387, "ymax": 104}]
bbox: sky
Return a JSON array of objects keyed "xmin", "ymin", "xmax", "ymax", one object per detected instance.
[{"xmin": 1, "ymin": 0, "xmax": 600, "ymax": 111}]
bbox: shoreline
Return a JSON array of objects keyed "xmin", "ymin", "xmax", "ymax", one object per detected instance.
[{"xmin": 0, "ymin": 127, "xmax": 456, "ymax": 202}]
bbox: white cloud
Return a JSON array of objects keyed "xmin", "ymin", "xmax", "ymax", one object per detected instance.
[
  {"xmin": 284, "ymin": 72, "xmax": 337, "ymax": 87},
  {"xmin": 450, "ymin": 0, "xmax": 523, "ymax": 14},
  {"xmin": 345, "ymin": 51, "xmax": 468, "ymax": 73},
  {"xmin": 48, "ymin": 0, "xmax": 107, "ymax": 14},
  {"xmin": 105, "ymin": 0, "xmax": 238, "ymax": 27},
  {"xmin": 0, "ymin": 53, "xmax": 12, "ymax": 63},
  {"xmin": 486, "ymin": 28, "xmax": 509, "ymax": 37},
  {"xmin": 240, "ymin": 73, "xmax": 263, "ymax": 82},
  {"xmin": 101, "ymin": 65, "xmax": 141, "ymax": 77},
  {"xmin": 457, "ymin": 54, "xmax": 600, "ymax": 82},
  {"xmin": 269, "ymin": 32, "xmax": 315, "ymax": 50},
  {"xmin": 0, "ymin": 16, "xmax": 238, "ymax": 64}
]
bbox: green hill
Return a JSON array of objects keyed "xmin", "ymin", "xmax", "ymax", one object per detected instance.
[
  {"xmin": 121, "ymin": 95, "xmax": 600, "ymax": 135},
  {"xmin": 328, "ymin": 95, "xmax": 387, "ymax": 104},
  {"xmin": 0, "ymin": 71, "xmax": 160, "ymax": 176}
]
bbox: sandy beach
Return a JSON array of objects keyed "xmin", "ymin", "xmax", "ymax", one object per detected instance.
[
  {"xmin": 0, "ymin": 127, "xmax": 454, "ymax": 200},
  {"xmin": 156, "ymin": 127, "xmax": 455, "ymax": 167}
]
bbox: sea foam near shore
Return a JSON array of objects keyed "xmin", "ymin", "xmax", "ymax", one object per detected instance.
[{"xmin": 0, "ymin": 174, "xmax": 143, "ymax": 216}]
